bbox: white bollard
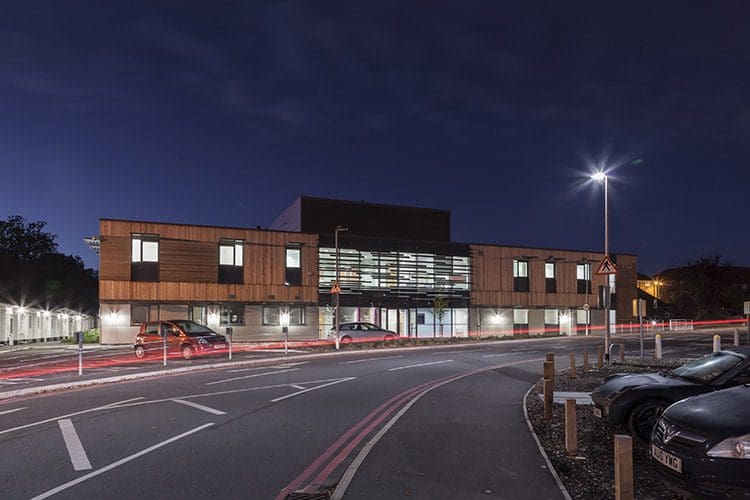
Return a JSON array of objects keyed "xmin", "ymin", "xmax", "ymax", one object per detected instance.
[
  {"xmin": 713, "ymin": 335, "xmax": 721, "ymax": 353},
  {"xmin": 734, "ymin": 329, "xmax": 741, "ymax": 347},
  {"xmin": 655, "ymin": 334, "xmax": 662, "ymax": 359}
]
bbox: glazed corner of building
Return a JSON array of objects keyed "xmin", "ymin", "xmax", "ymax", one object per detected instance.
[{"xmin": 96, "ymin": 195, "xmax": 637, "ymax": 344}]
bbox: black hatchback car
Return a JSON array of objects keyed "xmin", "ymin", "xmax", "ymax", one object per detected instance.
[
  {"xmin": 651, "ymin": 384, "xmax": 750, "ymax": 499},
  {"xmin": 591, "ymin": 348, "xmax": 750, "ymax": 440}
]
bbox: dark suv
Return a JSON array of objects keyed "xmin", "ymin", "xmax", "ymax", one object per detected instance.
[{"xmin": 134, "ymin": 320, "xmax": 227, "ymax": 360}]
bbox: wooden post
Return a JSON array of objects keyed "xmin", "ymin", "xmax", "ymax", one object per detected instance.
[
  {"xmin": 619, "ymin": 343, "xmax": 625, "ymax": 363},
  {"xmin": 543, "ymin": 379, "xmax": 553, "ymax": 419},
  {"xmin": 546, "ymin": 352, "xmax": 555, "ymax": 371},
  {"xmin": 582, "ymin": 349, "xmax": 589, "ymax": 373},
  {"xmin": 597, "ymin": 346, "xmax": 603, "ymax": 368},
  {"xmin": 565, "ymin": 399, "xmax": 577, "ymax": 454},
  {"xmin": 569, "ymin": 352, "xmax": 577, "ymax": 379},
  {"xmin": 544, "ymin": 360, "xmax": 554, "ymax": 385},
  {"xmin": 614, "ymin": 434, "xmax": 634, "ymax": 500}
]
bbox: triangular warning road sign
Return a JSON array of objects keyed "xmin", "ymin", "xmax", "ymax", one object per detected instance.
[
  {"xmin": 595, "ymin": 256, "xmax": 618, "ymax": 275},
  {"xmin": 330, "ymin": 281, "xmax": 342, "ymax": 294}
]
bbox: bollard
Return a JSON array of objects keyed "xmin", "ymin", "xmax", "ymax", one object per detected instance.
[
  {"xmin": 544, "ymin": 360, "xmax": 555, "ymax": 385},
  {"xmin": 543, "ymin": 379, "xmax": 554, "ymax": 419},
  {"xmin": 655, "ymin": 334, "xmax": 662, "ymax": 359},
  {"xmin": 597, "ymin": 346, "xmax": 603, "ymax": 369},
  {"xmin": 735, "ymin": 329, "xmax": 741, "ymax": 347},
  {"xmin": 569, "ymin": 352, "xmax": 577, "ymax": 379},
  {"xmin": 619, "ymin": 343, "xmax": 625, "ymax": 363},
  {"xmin": 713, "ymin": 334, "xmax": 721, "ymax": 353},
  {"xmin": 614, "ymin": 434, "xmax": 634, "ymax": 500},
  {"xmin": 582, "ymin": 349, "xmax": 589, "ymax": 373},
  {"xmin": 565, "ymin": 399, "xmax": 577, "ymax": 455},
  {"xmin": 546, "ymin": 352, "xmax": 555, "ymax": 371}
]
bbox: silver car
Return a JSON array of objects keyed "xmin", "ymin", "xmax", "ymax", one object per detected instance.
[{"xmin": 327, "ymin": 322, "xmax": 399, "ymax": 342}]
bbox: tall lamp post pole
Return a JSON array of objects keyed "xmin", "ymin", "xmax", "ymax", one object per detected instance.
[
  {"xmin": 334, "ymin": 225, "xmax": 348, "ymax": 350},
  {"xmin": 592, "ymin": 172, "xmax": 611, "ymax": 363}
]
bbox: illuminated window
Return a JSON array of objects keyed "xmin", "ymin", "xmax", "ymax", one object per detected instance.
[
  {"xmin": 220, "ymin": 304, "xmax": 245, "ymax": 325},
  {"xmin": 285, "ymin": 245, "xmax": 302, "ymax": 286},
  {"xmin": 131, "ymin": 304, "xmax": 158, "ymax": 324},
  {"xmin": 131, "ymin": 235, "xmax": 159, "ymax": 281},
  {"xmin": 263, "ymin": 306, "xmax": 305, "ymax": 325},
  {"xmin": 513, "ymin": 309, "xmax": 528, "ymax": 324},
  {"xmin": 513, "ymin": 259, "xmax": 530, "ymax": 292},
  {"xmin": 545, "ymin": 262, "xmax": 556, "ymax": 293},
  {"xmin": 544, "ymin": 309, "xmax": 559, "ymax": 324},
  {"xmin": 577, "ymin": 263, "xmax": 591, "ymax": 294},
  {"xmin": 219, "ymin": 240, "xmax": 243, "ymax": 284},
  {"xmin": 189, "ymin": 306, "xmax": 207, "ymax": 325}
]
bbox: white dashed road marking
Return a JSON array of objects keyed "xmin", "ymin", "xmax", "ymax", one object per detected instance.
[
  {"xmin": 0, "ymin": 407, "xmax": 26, "ymax": 416},
  {"xmin": 339, "ymin": 355, "xmax": 404, "ymax": 364},
  {"xmin": 388, "ymin": 360, "xmax": 453, "ymax": 371},
  {"xmin": 172, "ymin": 399, "xmax": 226, "ymax": 415},
  {"xmin": 58, "ymin": 419, "xmax": 92, "ymax": 471},
  {"xmin": 206, "ymin": 368, "xmax": 300, "ymax": 386},
  {"xmin": 271, "ymin": 378, "xmax": 356, "ymax": 403}
]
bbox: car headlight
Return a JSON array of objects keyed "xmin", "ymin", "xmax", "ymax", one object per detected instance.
[
  {"xmin": 707, "ymin": 434, "xmax": 750, "ymax": 459},
  {"xmin": 197, "ymin": 338, "xmax": 208, "ymax": 345}
]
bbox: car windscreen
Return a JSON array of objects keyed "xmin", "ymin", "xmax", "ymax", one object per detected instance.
[
  {"xmin": 171, "ymin": 320, "xmax": 217, "ymax": 336},
  {"xmin": 670, "ymin": 352, "xmax": 743, "ymax": 383}
]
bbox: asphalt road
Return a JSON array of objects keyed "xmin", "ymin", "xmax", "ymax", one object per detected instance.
[{"xmin": 0, "ymin": 329, "xmax": 744, "ymax": 500}]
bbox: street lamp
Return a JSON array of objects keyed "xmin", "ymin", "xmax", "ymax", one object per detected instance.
[
  {"xmin": 334, "ymin": 225, "xmax": 349, "ymax": 350},
  {"xmin": 591, "ymin": 171, "xmax": 611, "ymax": 363}
]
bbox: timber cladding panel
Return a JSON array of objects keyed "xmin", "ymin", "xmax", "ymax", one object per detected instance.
[
  {"xmin": 470, "ymin": 244, "xmax": 612, "ymax": 307},
  {"xmin": 99, "ymin": 219, "xmax": 318, "ymax": 302}
]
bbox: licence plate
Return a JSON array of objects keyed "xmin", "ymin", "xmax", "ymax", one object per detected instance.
[
  {"xmin": 593, "ymin": 407, "xmax": 602, "ymax": 418},
  {"xmin": 213, "ymin": 344, "xmax": 226, "ymax": 349},
  {"xmin": 652, "ymin": 444, "xmax": 682, "ymax": 473}
]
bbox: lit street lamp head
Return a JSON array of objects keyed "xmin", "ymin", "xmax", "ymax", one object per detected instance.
[{"xmin": 591, "ymin": 171, "xmax": 606, "ymax": 182}]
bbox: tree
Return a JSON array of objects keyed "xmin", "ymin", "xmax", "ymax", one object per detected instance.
[
  {"xmin": 663, "ymin": 254, "xmax": 742, "ymax": 320},
  {"xmin": 433, "ymin": 297, "xmax": 449, "ymax": 338},
  {"xmin": 0, "ymin": 215, "xmax": 58, "ymax": 262}
]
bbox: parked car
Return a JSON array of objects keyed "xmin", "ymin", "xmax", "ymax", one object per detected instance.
[
  {"xmin": 651, "ymin": 384, "xmax": 750, "ymax": 498},
  {"xmin": 591, "ymin": 348, "xmax": 750, "ymax": 440},
  {"xmin": 326, "ymin": 322, "xmax": 399, "ymax": 343},
  {"xmin": 134, "ymin": 320, "xmax": 227, "ymax": 360}
]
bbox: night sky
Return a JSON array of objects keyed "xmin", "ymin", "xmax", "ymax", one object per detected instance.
[{"xmin": 2, "ymin": 2, "xmax": 749, "ymax": 274}]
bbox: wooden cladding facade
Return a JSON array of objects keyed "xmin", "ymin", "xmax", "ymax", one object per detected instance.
[
  {"xmin": 99, "ymin": 219, "xmax": 318, "ymax": 304},
  {"xmin": 470, "ymin": 244, "xmax": 637, "ymax": 313}
]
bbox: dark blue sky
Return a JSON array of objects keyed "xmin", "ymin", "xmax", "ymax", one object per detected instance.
[{"xmin": 2, "ymin": 1, "xmax": 749, "ymax": 274}]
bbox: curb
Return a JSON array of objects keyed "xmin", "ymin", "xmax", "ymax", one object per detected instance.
[{"xmin": 523, "ymin": 381, "xmax": 573, "ymax": 500}]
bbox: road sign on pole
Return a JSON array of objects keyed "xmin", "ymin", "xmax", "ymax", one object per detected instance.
[
  {"xmin": 595, "ymin": 256, "xmax": 618, "ymax": 275},
  {"xmin": 331, "ymin": 281, "xmax": 342, "ymax": 294}
]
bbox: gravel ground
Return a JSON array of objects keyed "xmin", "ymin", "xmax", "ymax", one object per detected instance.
[{"xmin": 526, "ymin": 358, "xmax": 686, "ymax": 500}]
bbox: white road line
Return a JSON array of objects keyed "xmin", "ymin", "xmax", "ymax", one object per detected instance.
[
  {"xmin": 206, "ymin": 368, "xmax": 300, "ymax": 386},
  {"xmin": 58, "ymin": 419, "xmax": 92, "ymax": 471},
  {"xmin": 271, "ymin": 377, "xmax": 356, "ymax": 403},
  {"xmin": 339, "ymin": 355, "xmax": 404, "ymax": 364},
  {"xmin": 482, "ymin": 353, "xmax": 513, "ymax": 358},
  {"xmin": 0, "ymin": 381, "xmax": 19, "ymax": 385},
  {"xmin": 172, "ymin": 399, "xmax": 226, "ymax": 416},
  {"xmin": 32, "ymin": 423, "xmax": 214, "ymax": 500},
  {"xmin": 388, "ymin": 360, "xmax": 453, "ymax": 372},
  {"xmin": 0, "ymin": 407, "xmax": 26, "ymax": 416},
  {"xmin": 103, "ymin": 397, "xmax": 145, "ymax": 408},
  {"xmin": 433, "ymin": 349, "xmax": 487, "ymax": 354},
  {"xmin": 289, "ymin": 384, "xmax": 306, "ymax": 390},
  {"xmin": 228, "ymin": 362, "xmax": 308, "ymax": 373},
  {"xmin": 8, "ymin": 377, "xmax": 44, "ymax": 381}
]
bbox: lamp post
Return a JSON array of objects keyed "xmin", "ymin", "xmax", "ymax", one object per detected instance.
[
  {"xmin": 334, "ymin": 225, "xmax": 349, "ymax": 350},
  {"xmin": 280, "ymin": 310, "xmax": 290, "ymax": 355},
  {"xmin": 591, "ymin": 171, "xmax": 611, "ymax": 363}
]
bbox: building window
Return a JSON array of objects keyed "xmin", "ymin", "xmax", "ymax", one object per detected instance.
[
  {"xmin": 263, "ymin": 306, "xmax": 305, "ymax": 325},
  {"xmin": 576, "ymin": 263, "xmax": 591, "ymax": 294},
  {"xmin": 285, "ymin": 246, "xmax": 302, "ymax": 286},
  {"xmin": 545, "ymin": 262, "xmax": 556, "ymax": 293},
  {"xmin": 608, "ymin": 273, "xmax": 616, "ymax": 294},
  {"xmin": 220, "ymin": 304, "xmax": 245, "ymax": 325},
  {"xmin": 544, "ymin": 309, "xmax": 559, "ymax": 325},
  {"xmin": 576, "ymin": 309, "xmax": 589, "ymax": 325},
  {"xmin": 513, "ymin": 309, "xmax": 528, "ymax": 324},
  {"xmin": 513, "ymin": 259, "xmax": 529, "ymax": 292},
  {"xmin": 189, "ymin": 306, "xmax": 207, "ymax": 325},
  {"xmin": 131, "ymin": 235, "xmax": 159, "ymax": 281},
  {"xmin": 131, "ymin": 304, "xmax": 157, "ymax": 324},
  {"xmin": 219, "ymin": 241, "xmax": 243, "ymax": 284}
]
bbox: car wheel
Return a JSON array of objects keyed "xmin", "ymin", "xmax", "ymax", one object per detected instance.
[
  {"xmin": 628, "ymin": 399, "xmax": 667, "ymax": 441},
  {"xmin": 134, "ymin": 345, "xmax": 146, "ymax": 359},
  {"xmin": 341, "ymin": 336, "xmax": 352, "ymax": 344},
  {"xmin": 181, "ymin": 345, "xmax": 193, "ymax": 360}
]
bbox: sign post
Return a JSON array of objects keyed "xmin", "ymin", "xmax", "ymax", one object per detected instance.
[
  {"xmin": 225, "ymin": 327, "xmax": 233, "ymax": 360},
  {"xmin": 745, "ymin": 302, "xmax": 750, "ymax": 344},
  {"xmin": 280, "ymin": 311, "xmax": 290, "ymax": 356},
  {"xmin": 632, "ymin": 299, "xmax": 646, "ymax": 358},
  {"xmin": 596, "ymin": 256, "xmax": 618, "ymax": 364}
]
